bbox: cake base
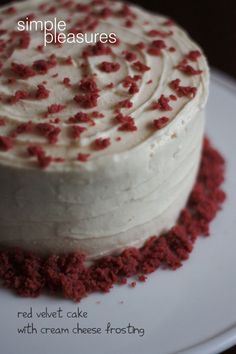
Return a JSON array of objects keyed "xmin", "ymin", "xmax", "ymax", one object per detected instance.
[{"xmin": 0, "ymin": 137, "xmax": 226, "ymax": 302}]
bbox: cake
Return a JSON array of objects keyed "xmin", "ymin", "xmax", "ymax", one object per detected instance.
[{"xmin": 0, "ymin": 0, "xmax": 209, "ymax": 261}]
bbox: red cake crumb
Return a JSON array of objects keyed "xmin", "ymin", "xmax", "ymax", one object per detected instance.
[
  {"xmin": 78, "ymin": 76, "xmax": 99, "ymax": 93},
  {"xmin": 147, "ymin": 39, "xmax": 167, "ymax": 56},
  {"xmin": 122, "ymin": 76, "xmax": 140, "ymax": 94},
  {"xmin": 138, "ymin": 275, "xmax": 147, "ymax": 282},
  {"xmin": 123, "ymin": 50, "xmax": 137, "ymax": 62},
  {"xmin": 27, "ymin": 145, "xmax": 52, "ymax": 169},
  {"xmin": 68, "ymin": 112, "xmax": 91, "ymax": 124},
  {"xmin": 17, "ymin": 32, "xmax": 31, "ymax": 49},
  {"xmin": 106, "ymin": 82, "xmax": 114, "ymax": 89},
  {"xmin": 98, "ymin": 61, "xmax": 120, "ymax": 73},
  {"xmin": 91, "ymin": 111, "xmax": 104, "ymax": 119},
  {"xmin": 75, "ymin": 3, "xmax": 90, "ymax": 12},
  {"xmin": 27, "ymin": 145, "xmax": 44, "ymax": 158},
  {"xmin": 152, "ymin": 95, "xmax": 172, "ymax": 111},
  {"xmin": 118, "ymin": 3, "xmax": 135, "ymax": 18},
  {"xmin": 0, "ymin": 136, "xmax": 13, "ymax": 151},
  {"xmin": 64, "ymin": 56, "xmax": 73, "ymax": 65},
  {"xmin": 9, "ymin": 90, "xmax": 29, "ymax": 104},
  {"xmin": 37, "ymin": 154, "xmax": 52, "ymax": 169},
  {"xmin": 77, "ymin": 153, "xmax": 90, "ymax": 162},
  {"xmin": 125, "ymin": 19, "xmax": 133, "ymax": 28},
  {"xmin": 47, "ymin": 104, "xmax": 65, "ymax": 114},
  {"xmin": 35, "ymin": 84, "xmax": 50, "ymax": 99},
  {"xmin": 117, "ymin": 99, "xmax": 133, "ymax": 109},
  {"xmin": 36, "ymin": 45, "xmax": 44, "ymax": 53},
  {"xmin": 62, "ymin": 77, "xmax": 71, "ymax": 87},
  {"xmin": 132, "ymin": 61, "xmax": 150, "ymax": 72},
  {"xmin": 99, "ymin": 7, "xmax": 112, "ymax": 19},
  {"xmin": 169, "ymin": 94, "xmax": 177, "ymax": 101},
  {"xmin": 10, "ymin": 121, "xmax": 34, "ymax": 138},
  {"xmin": 176, "ymin": 60, "xmax": 203, "ymax": 76},
  {"xmin": 153, "ymin": 117, "xmax": 170, "ymax": 130},
  {"xmin": 163, "ymin": 19, "xmax": 175, "ymax": 26},
  {"xmin": 130, "ymin": 282, "xmax": 137, "ymax": 288},
  {"xmin": 0, "ymin": 119, "xmax": 5, "ymax": 126},
  {"xmin": 71, "ymin": 125, "xmax": 87, "ymax": 139},
  {"xmin": 136, "ymin": 42, "xmax": 145, "ymax": 50},
  {"xmin": 11, "ymin": 62, "xmax": 35, "ymax": 79},
  {"xmin": 36, "ymin": 123, "xmax": 61, "ymax": 144},
  {"xmin": 186, "ymin": 50, "xmax": 201, "ymax": 62},
  {"xmin": 82, "ymin": 41, "xmax": 112, "ymax": 57},
  {"xmin": 74, "ymin": 93, "xmax": 99, "ymax": 109},
  {"xmin": 146, "ymin": 29, "xmax": 172, "ymax": 38},
  {"xmin": 169, "ymin": 79, "xmax": 197, "ymax": 98},
  {"xmin": 118, "ymin": 118, "xmax": 137, "ymax": 132},
  {"xmin": 94, "ymin": 137, "xmax": 111, "ymax": 150},
  {"xmin": 4, "ymin": 6, "xmax": 17, "ymax": 15}
]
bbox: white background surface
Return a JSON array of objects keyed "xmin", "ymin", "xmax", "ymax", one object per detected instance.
[{"xmin": 0, "ymin": 69, "xmax": 235, "ymax": 354}]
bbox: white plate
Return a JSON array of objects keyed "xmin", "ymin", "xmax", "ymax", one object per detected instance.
[{"xmin": 1, "ymin": 69, "xmax": 236, "ymax": 354}]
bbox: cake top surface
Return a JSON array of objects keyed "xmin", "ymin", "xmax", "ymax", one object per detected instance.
[{"xmin": 0, "ymin": 0, "xmax": 209, "ymax": 171}]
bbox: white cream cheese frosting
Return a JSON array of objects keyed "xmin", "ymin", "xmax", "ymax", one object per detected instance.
[{"xmin": 0, "ymin": 0, "xmax": 209, "ymax": 259}]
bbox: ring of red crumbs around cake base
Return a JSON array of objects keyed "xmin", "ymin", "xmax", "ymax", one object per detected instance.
[{"xmin": 0, "ymin": 137, "xmax": 226, "ymax": 302}]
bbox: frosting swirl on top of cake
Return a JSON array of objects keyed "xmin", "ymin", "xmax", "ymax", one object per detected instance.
[{"xmin": 0, "ymin": 0, "xmax": 208, "ymax": 171}]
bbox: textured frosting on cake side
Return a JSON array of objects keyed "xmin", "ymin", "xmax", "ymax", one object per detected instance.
[{"xmin": 0, "ymin": 0, "xmax": 209, "ymax": 258}]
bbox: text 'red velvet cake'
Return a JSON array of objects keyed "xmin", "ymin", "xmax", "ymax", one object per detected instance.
[{"xmin": 0, "ymin": 0, "xmax": 209, "ymax": 261}]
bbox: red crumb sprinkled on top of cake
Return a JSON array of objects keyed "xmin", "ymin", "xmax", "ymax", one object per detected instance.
[
  {"xmin": 3, "ymin": 6, "xmax": 17, "ymax": 15},
  {"xmin": 94, "ymin": 137, "xmax": 111, "ymax": 150},
  {"xmin": 68, "ymin": 112, "xmax": 90, "ymax": 124},
  {"xmin": 16, "ymin": 31, "xmax": 31, "ymax": 49},
  {"xmin": 47, "ymin": 104, "xmax": 65, "ymax": 114},
  {"xmin": 98, "ymin": 61, "xmax": 120, "ymax": 73},
  {"xmin": 9, "ymin": 90, "xmax": 29, "ymax": 104},
  {"xmin": 147, "ymin": 39, "xmax": 167, "ymax": 56},
  {"xmin": 35, "ymin": 84, "xmax": 50, "ymax": 99},
  {"xmin": 78, "ymin": 76, "xmax": 99, "ymax": 93},
  {"xmin": 162, "ymin": 19, "xmax": 175, "ymax": 26},
  {"xmin": 186, "ymin": 50, "xmax": 202, "ymax": 61},
  {"xmin": 117, "ymin": 99, "xmax": 133, "ymax": 109},
  {"xmin": 77, "ymin": 153, "xmax": 90, "ymax": 162},
  {"xmin": 136, "ymin": 42, "xmax": 145, "ymax": 50},
  {"xmin": 122, "ymin": 76, "xmax": 140, "ymax": 94},
  {"xmin": 91, "ymin": 111, "xmax": 104, "ymax": 119},
  {"xmin": 125, "ymin": 19, "xmax": 133, "ymax": 28},
  {"xmin": 0, "ymin": 138, "xmax": 226, "ymax": 302},
  {"xmin": 169, "ymin": 79, "xmax": 197, "ymax": 98},
  {"xmin": 153, "ymin": 117, "xmax": 170, "ymax": 130},
  {"xmin": 116, "ymin": 113, "xmax": 137, "ymax": 132},
  {"xmin": 64, "ymin": 56, "xmax": 73, "ymax": 65},
  {"xmin": 176, "ymin": 59, "xmax": 203, "ymax": 76},
  {"xmin": 71, "ymin": 125, "xmax": 87, "ymax": 139},
  {"xmin": 146, "ymin": 29, "xmax": 173, "ymax": 37},
  {"xmin": 74, "ymin": 93, "xmax": 99, "ymax": 108},
  {"xmin": 10, "ymin": 121, "xmax": 34, "ymax": 138},
  {"xmin": 36, "ymin": 123, "xmax": 61, "ymax": 144},
  {"xmin": 122, "ymin": 50, "xmax": 137, "ymax": 62},
  {"xmin": 11, "ymin": 62, "xmax": 35, "ymax": 79},
  {"xmin": 132, "ymin": 61, "xmax": 150, "ymax": 72},
  {"xmin": 82, "ymin": 41, "xmax": 112, "ymax": 57},
  {"xmin": 62, "ymin": 77, "xmax": 71, "ymax": 87},
  {"xmin": 151, "ymin": 95, "xmax": 173, "ymax": 111}
]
